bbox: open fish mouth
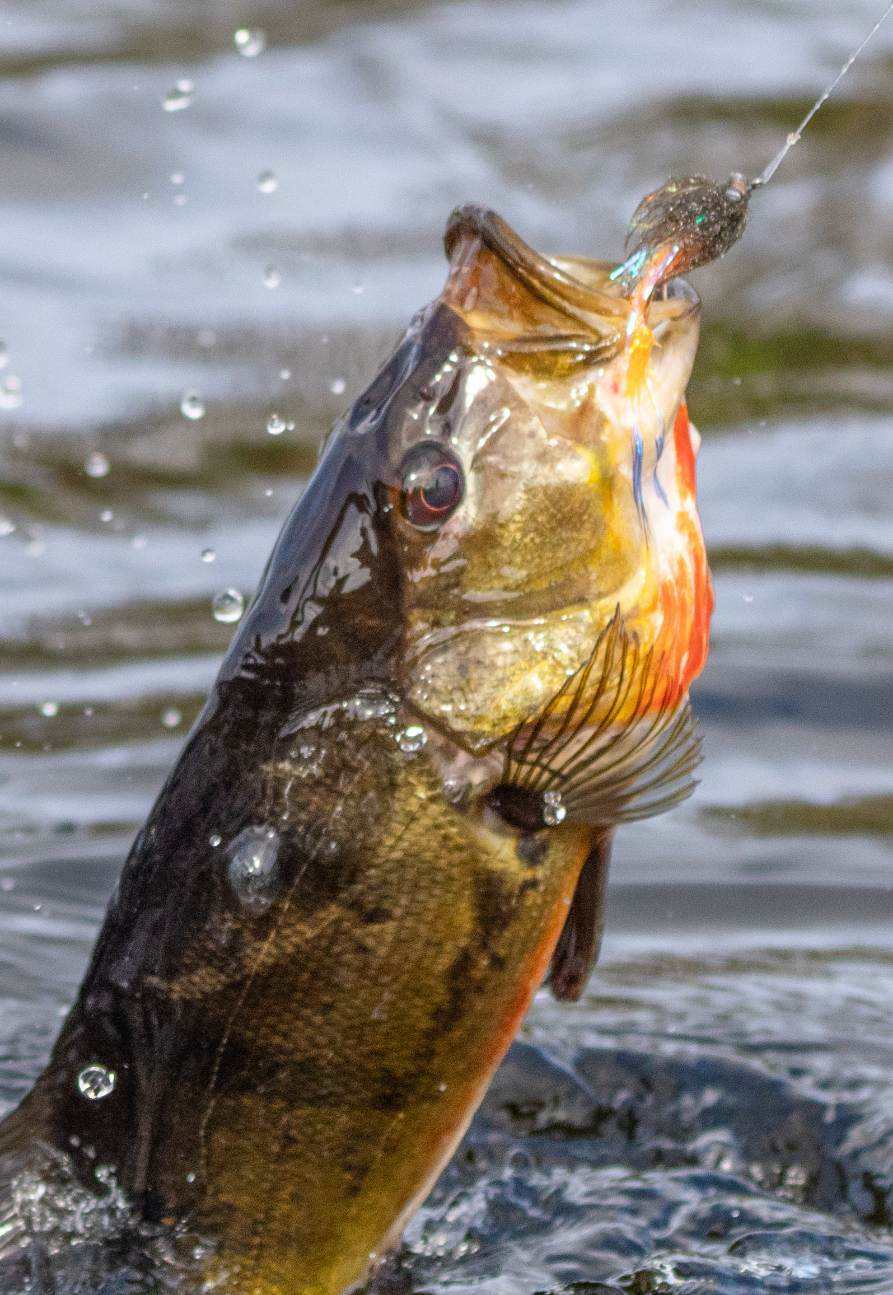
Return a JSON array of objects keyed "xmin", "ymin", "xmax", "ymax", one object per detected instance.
[{"xmin": 442, "ymin": 204, "xmax": 700, "ymax": 361}]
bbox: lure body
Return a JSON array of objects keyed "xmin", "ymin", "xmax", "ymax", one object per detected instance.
[{"xmin": 0, "ymin": 207, "xmax": 712, "ymax": 1294}]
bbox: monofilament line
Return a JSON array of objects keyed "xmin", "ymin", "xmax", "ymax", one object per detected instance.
[{"xmin": 751, "ymin": 0, "xmax": 893, "ymax": 188}]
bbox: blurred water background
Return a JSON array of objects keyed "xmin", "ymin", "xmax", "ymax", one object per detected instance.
[{"xmin": 0, "ymin": 0, "xmax": 890, "ymax": 1290}]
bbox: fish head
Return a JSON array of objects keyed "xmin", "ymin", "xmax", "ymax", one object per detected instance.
[
  {"xmin": 222, "ymin": 205, "xmax": 711, "ymax": 821},
  {"xmin": 383, "ymin": 206, "xmax": 712, "ymax": 776}
]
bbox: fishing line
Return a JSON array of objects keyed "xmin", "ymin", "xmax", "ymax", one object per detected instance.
[
  {"xmin": 612, "ymin": 1, "xmax": 892, "ymax": 544},
  {"xmin": 751, "ymin": 0, "xmax": 893, "ymax": 189}
]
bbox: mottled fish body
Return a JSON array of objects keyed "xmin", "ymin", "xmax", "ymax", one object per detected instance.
[{"xmin": 0, "ymin": 206, "xmax": 712, "ymax": 1294}]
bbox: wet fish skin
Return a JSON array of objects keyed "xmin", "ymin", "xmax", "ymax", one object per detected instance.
[{"xmin": 0, "ymin": 206, "xmax": 712, "ymax": 1295}]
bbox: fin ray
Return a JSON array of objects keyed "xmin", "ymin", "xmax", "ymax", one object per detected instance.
[{"xmin": 502, "ymin": 616, "xmax": 702, "ymax": 828}]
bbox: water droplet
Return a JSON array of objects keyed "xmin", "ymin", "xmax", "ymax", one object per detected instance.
[
  {"xmin": 38, "ymin": 701, "xmax": 59, "ymax": 718},
  {"xmin": 234, "ymin": 27, "xmax": 267, "ymax": 57},
  {"xmin": 162, "ymin": 80, "xmax": 194, "ymax": 113},
  {"xmin": 442, "ymin": 778, "xmax": 468, "ymax": 807},
  {"xmin": 212, "ymin": 588, "xmax": 245, "ymax": 624},
  {"xmin": 1, "ymin": 878, "xmax": 15, "ymax": 892},
  {"xmin": 226, "ymin": 825, "xmax": 280, "ymax": 912},
  {"xmin": 84, "ymin": 451, "xmax": 110, "ymax": 479},
  {"xmin": 542, "ymin": 790, "xmax": 566, "ymax": 826},
  {"xmin": 197, "ymin": 328, "xmax": 216, "ymax": 349},
  {"xmin": 201, "ymin": 547, "xmax": 216, "ymax": 563},
  {"xmin": 329, "ymin": 376, "xmax": 346, "ymax": 396},
  {"xmin": 257, "ymin": 169, "xmax": 278, "ymax": 194},
  {"xmin": 186, "ymin": 1171, "xmax": 196, "ymax": 1184},
  {"xmin": 131, "ymin": 534, "xmax": 147, "ymax": 550},
  {"xmin": 170, "ymin": 171, "xmax": 185, "ymax": 186},
  {"xmin": 209, "ymin": 832, "xmax": 222, "ymax": 848},
  {"xmin": 100, "ymin": 508, "xmax": 114, "ymax": 523},
  {"xmin": 77, "ymin": 1064, "xmax": 116, "ymax": 1101},
  {"xmin": 397, "ymin": 724, "xmax": 427, "ymax": 754},
  {"xmin": 161, "ymin": 707, "xmax": 181, "ymax": 729},
  {"xmin": 180, "ymin": 391, "xmax": 205, "ymax": 420},
  {"xmin": 263, "ymin": 265, "xmax": 281, "ymax": 290},
  {"xmin": 0, "ymin": 375, "xmax": 23, "ymax": 409},
  {"xmin": 0, "ymin": 517, "xmax": 15, "ymax": 537},
  {"xmin": 348, "ymin": 690, "xmax": 396, "ymax": 722},
  {"xmin": 279, "ymin": 367, "xmax": 291, "ymax": 381},
  {"xmin": 0, "ymin": 343, "xmax": 8, "ymax": 369},
  {"xmin": 266, "ymin": 412, "xmax": 287, "ymax": 436}
]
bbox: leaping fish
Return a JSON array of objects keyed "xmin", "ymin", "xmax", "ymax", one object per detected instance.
[
  {"xmin": 0, "ymin": 202, "xmax": 711, "ymax": 1295},
  {"xmin": 0, "ymin": 5, "xmax": 889, "ymax": 1290}
]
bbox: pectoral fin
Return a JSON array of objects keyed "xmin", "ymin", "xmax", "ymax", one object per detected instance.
[
  {"xmin": 501, "ymin": 613, "xmax": 703, "ymax": 828},
  {"xmin": 548, "ymin": 830, "xmax": 613, "ymax": 1002}
]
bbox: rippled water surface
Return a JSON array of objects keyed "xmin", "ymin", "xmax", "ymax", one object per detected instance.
[{"xmin": 0, "ymin": 0, "xmax": 891, "ymax": 1290}]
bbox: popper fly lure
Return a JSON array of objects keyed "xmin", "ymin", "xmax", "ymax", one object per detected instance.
[{"xmin": 612, "ymin": 0, "xmax": 892, "ymax": 529}]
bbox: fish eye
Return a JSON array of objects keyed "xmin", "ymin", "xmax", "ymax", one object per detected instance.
[{"xmin": 399, "ymin": 442, "xmax": 464, "ymax": 531}]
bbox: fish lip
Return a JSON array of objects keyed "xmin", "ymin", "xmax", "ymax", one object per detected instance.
[
  {"xmin": 445, "ymin": 204, "xmax": 627, "ymax": 333},
  {"xmin": 444, "ymin": 204, "xmax": 699, "ymax": 345}
]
